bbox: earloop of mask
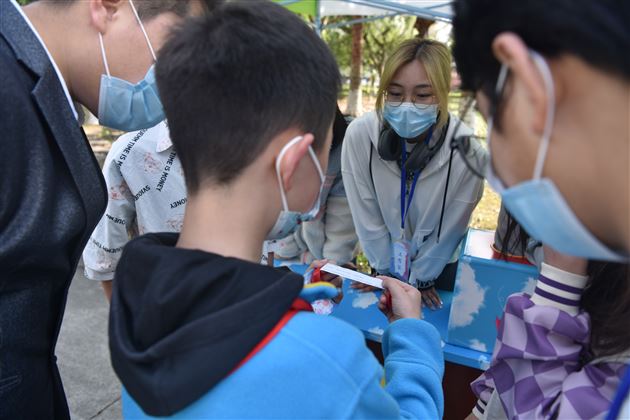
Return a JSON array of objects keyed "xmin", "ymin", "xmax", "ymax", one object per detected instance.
[
  {"xmin": 98, "ymin": 33, "xmax": 111, "ymax": 77},
  {"xmin": 97, "ymin": 1, "xmax": 156, "ymax": 78},
  {"xmin": 529, "ymin": 51, "xmax": 556, "ymax": 180},
  {"xmin": 128, "ymin": 0, "xmax": 157, "ymax": 61},
  {"xmin": 274, "ymin": 135, "xmax": 324, "ymax": 211},
  {"xmin": 274, "ymin": 136, "xmax": 303, "ymax": 211}
]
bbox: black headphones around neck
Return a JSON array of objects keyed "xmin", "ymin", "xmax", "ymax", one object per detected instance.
[
  {"xmin": 376, "ymin": 115, "xmax": 450, "ymax": 174},
  {"xmin": 368, "ymin": 115, "xmax": 455, "ymax": 244}
]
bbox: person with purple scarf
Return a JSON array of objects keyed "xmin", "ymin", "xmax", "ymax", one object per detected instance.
[{"xmin": 451, "ymin": 0, "xmax": 630, "ymax": 418}]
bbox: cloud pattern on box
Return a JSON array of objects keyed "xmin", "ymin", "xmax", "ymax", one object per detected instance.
[
  {"xmin": 368, "ymin": 326, "xmax": 384, "ymax": 336},
  {"xmin": 469, "ymin": 339, "xmax": 488, "ymax": 353},
  {"xmin": 450, "ymin": 262, "xmax": 486, "ymax": 328},
  {"xmin": 352, "ymin": 292, "xmax": 379, "ymax": 309}
]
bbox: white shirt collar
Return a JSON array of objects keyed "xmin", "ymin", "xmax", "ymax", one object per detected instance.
[
  {"xmin": 11, "ymin": 0, "xmax": 78, "ymax": 121},
  {"xmin": 155, "ymin": 121, "xmax": 173, "ymax": 153}
]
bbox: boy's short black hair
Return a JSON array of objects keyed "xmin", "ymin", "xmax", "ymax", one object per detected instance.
[
  {"xmin": 452, "ymin": 0, "xmax": 630, "ymax": 119},
  {"xmin": 156, "ymin": 0, "xmax": 341, "ymax": 191},
  {"xmin": 132, "ymin": 0, "xmax": 224, "ymax": 20}
]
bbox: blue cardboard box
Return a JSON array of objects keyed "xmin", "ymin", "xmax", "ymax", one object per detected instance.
[
  {"xmin": 447, "ymin": 229, "xmax": 539, "ymax": 354},
  {"xmin": 281, "ymin": 261, "xmax": 495, "ymax": 370}
]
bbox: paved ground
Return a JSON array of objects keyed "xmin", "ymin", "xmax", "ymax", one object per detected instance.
[{"xmin": 56, "ymin": 261, "xmax": 122, "ymax": 419}]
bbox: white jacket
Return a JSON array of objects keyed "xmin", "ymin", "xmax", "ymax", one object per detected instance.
[
  {"xmin": 270, "ymin": 145, "xmax": 357, "ymax": 264},
  {"xmin": 341, "ymin": 111, "xmax": 485, "ymax": 287}
]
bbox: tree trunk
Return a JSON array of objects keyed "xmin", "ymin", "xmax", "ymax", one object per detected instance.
[
  {"xmin": 345, "ymin": 21, "xmax": 363, "ymax": 117},
  {"xmin": 414, "ymin": 17, "xmax": 434, "ymax": 38}
]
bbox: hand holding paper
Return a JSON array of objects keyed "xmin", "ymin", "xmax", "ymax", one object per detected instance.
[
  {"xmin": 320, "ymin": 263, "xmax": 383, "ymax": 289},
  {"xmin": 378, "ymin": 277, "xmax": 423, "ymax": 322},
  {"xmin": 321, "ymin": 263, "xmax": 421, "ymax": 322},
  {"xmin": 308, "ymin": 260, "xmax": 343, "ymax": 304}
]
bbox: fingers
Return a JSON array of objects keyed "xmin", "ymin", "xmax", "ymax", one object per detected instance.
[
  {"xmin": 377, "ymin": 290, "xmax": 393, "ymax": 321},
  {"xmin": 422, "ymin": 294, "xmax": 436, "ymax": 310},
  {"xmin": 332, "ymin": 289, "xmax": 343, "ymax": 304},
  {"xmin": 431, "ymin": 291, "xmax": 443, "ymax": 309},
  {"xmin": 421, "ymin": 288, "xmax": 443, "ymax": 310},
  {"xmin": 319, "ymin": 271, "xmax": 340, "ymax": 284},
  {"xmin": 378, "ymin": 290, "xmax": 391, "ymax": 308},
  {"xmin": 378, "ymin": 276, "xmax": 408, "ymax": 298},
  {"xmin": 308, "ymin": 258, "xmax": 329, "ymax": 271},
  {"xmin": 306, "ymin": 260, "xmax": 343, "ymax": 286},
  {"xmin": 379, "ymin": 292, "xmax": 388, "ymax": 305},
  {"xmin": 326, "ymin": 275, "xmax": 342, "ymax": 288},
  {"xmin": 398, "ymin": 281, "xmax": 421, "ymax": 293},
  {"xmin": 379, "ymin": 276, "xmax": 422, "ymax": 321}
]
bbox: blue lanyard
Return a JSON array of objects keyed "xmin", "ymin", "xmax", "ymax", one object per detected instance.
[
  {"xmin": 400, "ymin": 145, "xmax": 420, "ymax": 231},
  {"xmin": 606, "ymin": 363, "xmax": 630, "ymax": 420},
  {"xmin": 399, "ymin": 127, "xmax": 433, "ymax": 232}
]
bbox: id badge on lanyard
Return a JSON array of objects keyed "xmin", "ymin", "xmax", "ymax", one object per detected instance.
[
  {"xmin": 390, "ymin": 140, "xmax": 421, "ymax": 282},
  {"xmin": 391, "ymin": 239, "xmax": 411, "ymax": 281}
]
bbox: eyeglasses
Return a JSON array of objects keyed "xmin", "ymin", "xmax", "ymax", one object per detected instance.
[
  {"xmin": 449, "ymin": 97, "xmax": 488, "ymax": 179},
  {"xmin": 384, "ymin": 90, "xmax": 435, "ymax": 109}
]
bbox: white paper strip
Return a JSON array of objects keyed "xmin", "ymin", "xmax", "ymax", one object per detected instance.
[{"xmin": 321, "ymin": 263, "xmax": 383, "ymax": 289}]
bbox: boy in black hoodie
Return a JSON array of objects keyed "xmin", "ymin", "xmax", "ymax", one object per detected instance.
[{"xmin": 109, "ymin": 1, "xmax": 445, "ymax": 418}]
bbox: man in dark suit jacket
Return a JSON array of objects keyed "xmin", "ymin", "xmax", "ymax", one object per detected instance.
[{"xmin": 0, "ymin": 1, "xmax": 214, "ymax": 418}]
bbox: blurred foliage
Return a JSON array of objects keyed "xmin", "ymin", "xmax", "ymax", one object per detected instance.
[
  {"xmin": 471, "ymin": 184, "xmax": 500, "ymax": 231},
  {"xmin": 322, "ymin": 20, "xmax": 352, "ymax": 72},
  {"xmin": 323, "ymin": 16, "xmax": 417, "ymax": 96},
  {"xmin": 99, "ymin": 126, "xmax": 118, "ymax": 142},
  {"xmin": 362, "ymin": 16, "xmax": 416, "ymax": 91}
]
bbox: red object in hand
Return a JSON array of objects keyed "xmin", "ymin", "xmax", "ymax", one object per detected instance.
[
  {"xmin": 311, "ymin": 268, "xmax": 322, "ymax": 284},
  {"xmin": 385, "ymin": 290, "xmax": 392, "ymax": 310}
]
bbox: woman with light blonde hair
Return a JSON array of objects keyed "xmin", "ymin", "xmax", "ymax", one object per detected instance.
[{"xmin": 342, "ymin": 38, "xmax": 485, "ymax": 308}]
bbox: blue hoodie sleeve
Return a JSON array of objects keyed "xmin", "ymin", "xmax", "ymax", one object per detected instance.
[
  {"xmin": 383, "ymin": 318, "xmax": 445, "ymax": 418},
  {"xmin": 346, "ymin": 318, "xmax": 444, "ymax": 419}
]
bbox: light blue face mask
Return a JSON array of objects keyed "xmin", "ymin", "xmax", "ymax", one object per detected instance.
[
  {"xmin": 383, "ymin": 102, "xmax": 437, "ymax": 139},
  {"xmin": 486, "ymin": 51, "xmax": 627, "ymax": 262},
  {"xmin": 266, "ymin": 136, "xmax": 325, "ymax": 240},
  {"xmin": 97, "ymin": 0, "xmax": 165, "ymax": 131}
]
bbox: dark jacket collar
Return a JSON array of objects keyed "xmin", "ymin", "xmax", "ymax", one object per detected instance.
[
  {"xmin": 0, "ymin": 1, "xmax": 107, "ymax": 238},
  {"xmin": 0, "ymin": 1, "xmax": 50, "ymax": 77}
]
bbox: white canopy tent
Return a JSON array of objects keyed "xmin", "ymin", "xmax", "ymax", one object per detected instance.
[
  {"xmin": 320, "ymin": 0, "xmax": 453, "ymax": 21},
  {"xmin": 278, "ymin": 0, "xmax": 454, "ymax": 32}
]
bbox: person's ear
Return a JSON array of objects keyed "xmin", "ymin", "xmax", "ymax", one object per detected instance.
[
  {"xmin": 279, "ymin": 134, "xmax": 314, "ymax": 192},
  {"xmin": 492, "ymin": 32, "xmax": 549, "ymax": 135},
  {"xmin": 89, "ymin": 0, "xmax": 124, "ymax": 34}
]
